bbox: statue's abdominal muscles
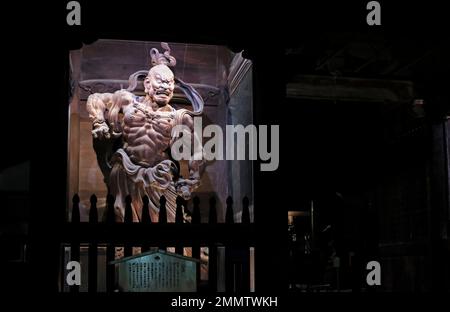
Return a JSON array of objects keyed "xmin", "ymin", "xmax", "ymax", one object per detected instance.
[{"xmin": 122, "ymin": 103, "xmax": 174, "ymax": 167}]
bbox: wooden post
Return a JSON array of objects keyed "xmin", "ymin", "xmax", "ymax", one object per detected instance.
[
  {"xmin": 70, "ymin": 194, "xmax": 80, "ymax": 293},
  {"xmin": 159, "ymin": 196, "xmax": 167, "ymax": 251},
  {"xmin": 241, "ymin": 196, "xmax": 251, "ymax": 224},
  {"xmin": 241, "ymin": 196, "xmax": 251, "ymax": 292},
  {"xmin": 192, "ymin": 196, "xmax": 201, "ymax": 288},
  {"xmin": 225, "ymin": 196, "xmax": 234, "ymax": 292},
  {"xmin": 141, "ymin": 195, "xmax": 151, "ymax": 224},
  {"xmin": 71, "ymin": 194, "xmax": 80, "ymax": 224},
  {"xmin": 88, "ymin": 194, "xmax": 98, "ymax": 292},
  {"xmin": 105, "ymin": 194, "xmax": 115, "ymax": 293},
  {"xmin": 429, "ymin": 118, "xmax": 450, "ymax": 290},
  {"xmin": 225, "ymin": 196, "xmax": 234, "ymax": 224},
  {"xmin": 175, "ymin": 196, "xmax": 184, "ymax": 255},
  {"xmin": 208, "ymin": 197, "xmax": 217, "ymax": 292},
  {"xmin": 141, "ymin": 195, "xmax": 151, "ymax": 252},
  {"xmin": 124, "ymin": 195, "xmax": 133, "ymax": 257}
]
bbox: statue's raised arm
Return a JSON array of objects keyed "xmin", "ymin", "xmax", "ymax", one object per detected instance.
[{"xmin": 86, "ymin": 90, "xmax": 135, "ymax": 140}]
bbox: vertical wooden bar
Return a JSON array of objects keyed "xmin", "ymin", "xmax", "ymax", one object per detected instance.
[
  {"xmin": 429, "ymin": 119, "xmax": 450, "ymax": 290},
  {"xmin": 208, "ymin": 197, "xmax": 217, "ymax": 292},
  {"xmin": 225, "ymin": 196, "xmax": 234, "ymax": 292},
  {"xmin": 71, "ymin": 194, "xmax": 80, "ymax": 223},
  {"xmin": 88, "ymin": 194, "xmax": 98, "ymax": 292},
  {"xmin": 192, "ymin": 196, "xmax": 201, "ymax": 288},
  {"xmin": 70, "ymin": 194, "xmax": 80, "ymax": 293},
  {"xmin": 105, "ymin": 194, "xmax": 116, "ymax": 293},
  {"xmin": 225, "ymin": 196, "xmax": 235, "ymax": 224},
  {"xmin": 124, "ymin": 195, "xmax": 133, "ymax": 257},
  {"xmin": 175, "ymin": 196, "xmax": 184, "ymax": 255},
  {"xmin": 241, "ymin": 196, "xmax": 251, "ymax": 292},
  {"xmin": 241, "ymin": 196, "xmax": 250, "ymax": 224},
  {"xmin": 159, "ymin": 196, "xmax": 167, "ymax": 251},
  {"xmin": 141, "ymin": 195, "xmax": 151, "ymax": 252}
]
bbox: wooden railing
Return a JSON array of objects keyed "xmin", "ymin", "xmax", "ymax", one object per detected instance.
[{"xmin": 64, "ymin": 194, "xmax": 254, "ymax": 292}]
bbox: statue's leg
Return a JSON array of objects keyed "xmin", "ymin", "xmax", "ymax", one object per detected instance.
[
  {"xmin": 130, "ymin": 185, "xmax": 143, "ymax": 222},
  {"xmin": 109, "ymin": 162, "xmax": 129, "ymax": 222}
]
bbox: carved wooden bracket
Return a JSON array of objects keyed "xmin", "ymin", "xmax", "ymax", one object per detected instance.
[{"xmin": 228, "ymin": 52, "xmax": 252, "ymax": 96}]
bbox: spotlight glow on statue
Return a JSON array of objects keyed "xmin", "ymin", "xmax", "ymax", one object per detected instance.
[{"xmin": 86, "ymin": 43, "xmax": 204, "ymax": 222}]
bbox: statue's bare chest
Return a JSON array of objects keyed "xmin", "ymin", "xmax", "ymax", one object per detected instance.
[{"xmin": 123, "ymin": 101, "xmax": 175, "ymax": 129}]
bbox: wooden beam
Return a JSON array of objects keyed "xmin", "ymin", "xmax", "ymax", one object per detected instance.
[
  {"xmin": 78, "ymin": 79, "xmax": 220, "ymax": 106},
  {"xmin": 287, "ymin": 75, "xmax": 414, "ymax": 103}
]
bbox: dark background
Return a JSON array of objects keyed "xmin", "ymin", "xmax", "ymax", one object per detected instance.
[{"xmin": 1, "ymin": 1, "xmax": 449, "ymax": 306}]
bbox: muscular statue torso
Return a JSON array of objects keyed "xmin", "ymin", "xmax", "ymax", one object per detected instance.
[
  {"xmin": 86, "ymin": 62, "xmax": 202, "ymax": 198},
  {"xmin": 121, "ymin": 96, "xmax": 176, "ymax": 167},
  {"xmin": 86, "ymin": 89, "xmax": 191, "ymax": 168}
]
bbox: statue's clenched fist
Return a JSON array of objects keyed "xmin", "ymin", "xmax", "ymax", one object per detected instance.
[{"xmin": 92, "ymin": 123, "xmax": 110, "ymax": 139}]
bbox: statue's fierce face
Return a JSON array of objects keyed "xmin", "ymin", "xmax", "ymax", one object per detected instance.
[{"xmin": 144, "ymin": 64, "xmax": 175, "ymax": 106}]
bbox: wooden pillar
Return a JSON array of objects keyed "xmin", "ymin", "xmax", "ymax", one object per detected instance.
[
  {"xmin": 88, "ymin": 194, "xmax": 98, "ymax": 292},
  {"xmin": 105, "ymin": 194, "xmax": 116, "ymax": 293},
  {"xmin": 208, "ymin": 197, "xmax": 218, "ymax": 292},
  {"xmin": 429, "ymin": 112, "xmax": 450, "ymax": 291},
  {"xmin": 70, "ymin": 194, "xmax": 80, "ymax": 293},
  {"xmin": 175, "ymin": 196, "xmax": 184, "ymax": 255},
  {"xmin": 251, "ymin": 45, "xmax": 285, "ymax": 292},
  {"xmin": 191, "ymin": 197, "xmax": 201, "ymax": 289}
]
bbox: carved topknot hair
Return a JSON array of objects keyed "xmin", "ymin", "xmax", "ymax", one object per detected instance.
[{"xmin": 150, "ymin": 42, "xmax": 176, "ymax": 67}]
